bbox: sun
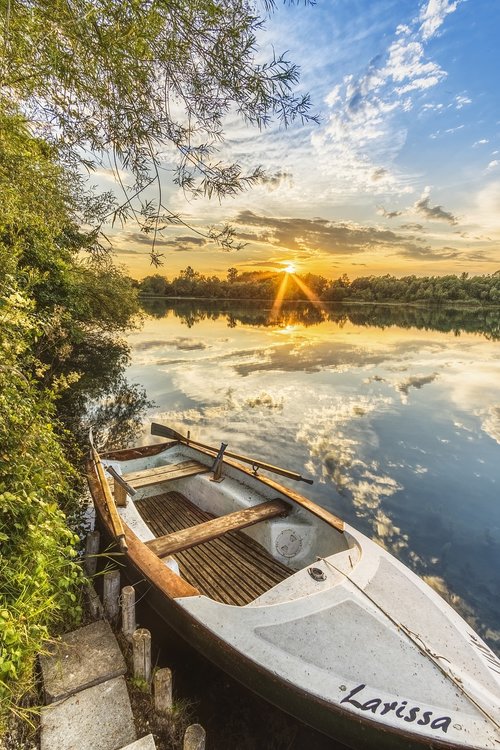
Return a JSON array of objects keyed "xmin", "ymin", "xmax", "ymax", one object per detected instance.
[{"xmin": 283, "ymin": 262, "xmax": 296, "ymax": 274}]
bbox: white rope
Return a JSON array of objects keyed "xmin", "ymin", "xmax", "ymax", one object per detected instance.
[{"xmin": 318, "ymin": 555, "xmax": 500, "ymax": 732}]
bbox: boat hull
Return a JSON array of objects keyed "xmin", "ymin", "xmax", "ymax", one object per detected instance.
[
  {"xmin": 87, "ymin": 446, "xmax": 500, "ymax": 750},
  {"xmin": 89, "ymin": 461, "xmax": 468, "ymax": 750}
]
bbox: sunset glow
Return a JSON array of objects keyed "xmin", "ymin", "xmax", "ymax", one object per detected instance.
[
  {"xmin": 270, "ymin": 273, "xmax": 289, "ymax": 320},
  {"xmin": 110, "ymin": 2, "xmax": 500, "ymax": 281}
]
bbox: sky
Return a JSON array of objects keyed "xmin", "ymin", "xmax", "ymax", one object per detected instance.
[{"xmin": 98, "ymin": 0, "xmax": 500, "ymax": 281}]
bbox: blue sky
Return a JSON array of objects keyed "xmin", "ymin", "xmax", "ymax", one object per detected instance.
[{"xmin": 108, "ymin": 0, "xmax": 500, "ymax": 280}]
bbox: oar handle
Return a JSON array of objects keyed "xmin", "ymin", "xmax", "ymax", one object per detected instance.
[{"xmin": 151, "ymin": 423, "xmax": 314, "ymax": 484}]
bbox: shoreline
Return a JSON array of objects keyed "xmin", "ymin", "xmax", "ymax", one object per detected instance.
[{"xmin": 137, "ymin": 294, "xmax": 500, "ymax": 310}]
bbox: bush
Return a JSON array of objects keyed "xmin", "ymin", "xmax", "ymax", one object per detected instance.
[{"xmin": 0, "ymin": 287, "xmax": 83, "ymax": 723}]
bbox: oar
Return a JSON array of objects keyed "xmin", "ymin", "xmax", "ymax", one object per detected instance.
[
  {"xmin": 89, "ymin": 430, "xmax": 128, "ymax": 552},
  {"xmin": 151, "ymin": 423, "xmax": 314, "ymax": 485}
]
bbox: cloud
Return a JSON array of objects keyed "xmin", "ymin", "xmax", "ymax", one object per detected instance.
[
  {"xmin": 414, "ymin": 188, "xmax": 458, "ymax": 224},
  {"xmin": 396, "ymin": 373, "xmax": 439, "ymax": 403},
  {"xmin": 430, "ymin": 124, "xmax": 465, "ymax": 139},
  {"xmin": 419, "ymin": 0, "xmax": 462, "ymax": 41},
  {"xmin": 115, "ymin": 230, "xmax": 208, "ymax": 252},
  {"xmin": 233, "ymin": 209, "xmax": 490, "ymax": 264},
  {"xmin": 235, "ymin": 210, "xmax": 419, "ymax": 256},
  {"xmin": 244, "ymin": 392, "xmax": 284, "ymax": 410},
  {"xmin": 371, "ymin": 168, "xmax": 389, "ymax": 182},
  {"xmin": 399, "ymin": 222, "xmax": 425, "ymax": 232},
  {"xmin": 397, "ymin": 373, "xmax": 439, "ymax": 395},
  {"xmin": 92, "ymin": 166, "xmax": 131, "ymax": 184},
  {"xmin": 377, "ymin": 205, "xmax": 404, "ymax": 219},
  {"xmin": 465, "ymin": 180, "xmax": 500, "ymax": 233},
  {"xmin": 486, "ymin": 160, "xmax": 500, "ymax": 172},
  {"xmin": 257, "ymin": 171, "xmax": 294, "ymax": 190},
  {"xmin": 396, "ymin": 242, "xmax": 461, "ymax": 260},
  {"xmin": 473, "ymin": 139, "xmax": 489, "ymax": 148},
  {"xmin": 312, "ymin": 0, "xmax": 461, "ymax": 195},
  {"xmin": 454, "ymin": 94, "xmax": 471, "ymax": 109}
]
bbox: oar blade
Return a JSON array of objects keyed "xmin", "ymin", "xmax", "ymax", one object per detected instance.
[{"xmin": 151, "ymin": 423, "xmax": 183, "ymax": 440}]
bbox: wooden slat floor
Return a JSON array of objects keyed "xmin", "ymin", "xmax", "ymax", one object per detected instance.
[{"xmin": 135, "ymin": 491, "xmax": 293, "ymax": 605}]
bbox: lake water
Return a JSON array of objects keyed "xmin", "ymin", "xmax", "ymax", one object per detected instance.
[{"xmin": 127, "ymin": 299, "xmax": 500, "ymax": 656}]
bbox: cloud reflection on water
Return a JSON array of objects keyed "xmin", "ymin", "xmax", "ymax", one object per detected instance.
[
  {"xmin": 129, "ymin": 302, "xmax": 500, "ymax": 651},
  {"xmin": 482, "ymin": 405, "xmax": 500, "ymax": 445}
]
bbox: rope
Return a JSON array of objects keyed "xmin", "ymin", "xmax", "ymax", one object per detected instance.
[{"xmin": 317, "ymin": 555, "xmax": 500, "ymax": 732}]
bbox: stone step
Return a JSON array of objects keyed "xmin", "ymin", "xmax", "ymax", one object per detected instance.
[
  {"xmin": 41, "ymin": 676, "xmax": 136, "ymax": 750},
  {"xmin": 39, "ymin": 620, "xmax": 127, "ymax": 703},
  {"xmin": 120, "ymin": 735, "xmax": 157, "ymax": 750}
]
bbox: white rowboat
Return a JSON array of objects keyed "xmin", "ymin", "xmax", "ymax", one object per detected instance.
[{"xmin": 87, "ymin": 424, "xmax": 500, "ymax": 750}]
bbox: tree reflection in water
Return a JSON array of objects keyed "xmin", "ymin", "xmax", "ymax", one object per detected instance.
[
  {"xmin": 53, "ymin": 330, "xmax": 152, "ymax": 452},
  {"xmin": 141, "ymin": 297, "xmax": 500, "ymax": 340}
]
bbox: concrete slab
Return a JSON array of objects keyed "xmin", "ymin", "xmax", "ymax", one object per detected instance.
[
  {"xmin": 40, "ymin": 676, "xmax": 136, "ymax": 750},
  {"xmin": 120, "ymin": 734, "xmax": 157, "ymax": 750},
  {"xmin": 40, "ymin": 620, "xmax": 126, "ymax": 703}
]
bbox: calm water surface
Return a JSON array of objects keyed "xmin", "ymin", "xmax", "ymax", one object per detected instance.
[{"xmin": 126, "ymin": 299, "xmax": 500, "ymax": 653}]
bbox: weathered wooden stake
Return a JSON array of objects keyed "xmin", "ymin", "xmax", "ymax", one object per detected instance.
[
  {"xmin": 121, "ymin": 585, "xmax": 136, "ymax": 640},
  {"xmin": 103, "ymin": 569, "xmax": 121, "ymax": 622},
  {"xmin": 84, "ymin": 529, "xmax": 100, "ymax": 577},
  {"xmin": 85, "ymin": 582, "xmax": 104, "ymax": 620},
  {"xmin": 183, "ymin": 724, "xmax": 206, "ymax": 750},
  {"xmin": 132, "ymin": 628, "xmax": 152, "ymax": 685},
  {"xmin": 154, "ymin": 667, "xmax": 173, "ymax": 714}
]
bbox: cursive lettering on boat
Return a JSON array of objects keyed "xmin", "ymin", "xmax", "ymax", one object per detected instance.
[{"xmin": 340, "ymin": 684, "xmax": 452, "ymax": 734}]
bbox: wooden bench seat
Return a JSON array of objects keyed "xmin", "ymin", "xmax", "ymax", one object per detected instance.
[
  {"xmin": 123, "ymin": 460, "xmax": 209, "ymax": 490},
  {"xmin": 145, "ymin": 498, "xmax": 289, "ymax": 558}
]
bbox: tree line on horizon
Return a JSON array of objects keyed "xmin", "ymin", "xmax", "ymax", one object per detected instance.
[{"xmin": 136, "ymin": 267, "xmax": 500, "ymax": 305}]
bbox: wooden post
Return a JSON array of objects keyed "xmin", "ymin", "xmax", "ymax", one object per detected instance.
[
  {"xmin": 121, "ymin": 585, "xmax": 136, "ymax": 640},
  {"xmin": 84, "ymin": 530, "xmax": 100, "ymax": 577},
  {"xmin": 85, "ymin": 583, "xmax": 104, "ymax": 620},
  {"xmin": 183, "ymin": 724, "xmax": 205, "ymax": 750},
  {"xmin": 154, "ymin": 667, "xmax": 173, "ymax": 714},
  {"xmin": 103, "ymin": 569, "xmax": 121, "ymax": 622},
  {"xmin": 132, "ymin": 628, "xmax": 152, "ymax": 685}
]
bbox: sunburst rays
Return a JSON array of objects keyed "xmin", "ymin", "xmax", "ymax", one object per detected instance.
[{"xmin": 270, "ymin": 268, "xmax": 327, "ymax": 322}]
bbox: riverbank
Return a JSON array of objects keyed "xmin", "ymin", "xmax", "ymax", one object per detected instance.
[{"xmin": 138, "ymin": 293, "xmax": 500, "ymax": 309}]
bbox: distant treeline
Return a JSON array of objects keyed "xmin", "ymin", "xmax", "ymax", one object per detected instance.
[{"xmin": 136, "ymin": 267, "xmax": 500, "ymax": 305}]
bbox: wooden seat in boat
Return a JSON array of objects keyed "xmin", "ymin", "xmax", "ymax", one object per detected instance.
[
  {"xmin": 135, "ymin": 491, "xmax": 293, "ymax": 605},
  {"xmin": 145, "ymin": 498, "xmax": 289, "ymax": 558},
  {"xmin": 122, "ymin": 460, "xmax": 209, "ymax": 490}
]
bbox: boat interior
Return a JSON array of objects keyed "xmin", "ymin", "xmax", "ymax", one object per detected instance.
[
  {"xmin": 135, "ymin": 489, "xmax": 291, "ymax": 605},
  {"xmin": 104, "ymin": 443, "xmax": 360, "ymax": 606}
]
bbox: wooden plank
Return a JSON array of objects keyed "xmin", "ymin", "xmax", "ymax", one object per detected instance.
[
  {"xmin": 93, "ymin": 454, "xmax": 128, "ymax": 551},
  {"xmin": 138, "ymin": 493, "xmax": 291, "ymax": 584},
  {"xmin": 123, "ymin": 460, "xmax": 209, "ymax": 489},
  {"xmin": 145, "ymin": 499, "xmax": 289, "ymax": 559},
  {"xmin": 135, "ymin": 492, "xmax": 291, "ymax": 605}
]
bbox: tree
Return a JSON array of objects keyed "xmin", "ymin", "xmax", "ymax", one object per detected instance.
[
  {"xmin": 140, "ymin": 274, "xmax": 171, "ymax": 296},
  {"xmin": 1, "ymin": 0, "xmax": 317, "ymax": 263}
]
